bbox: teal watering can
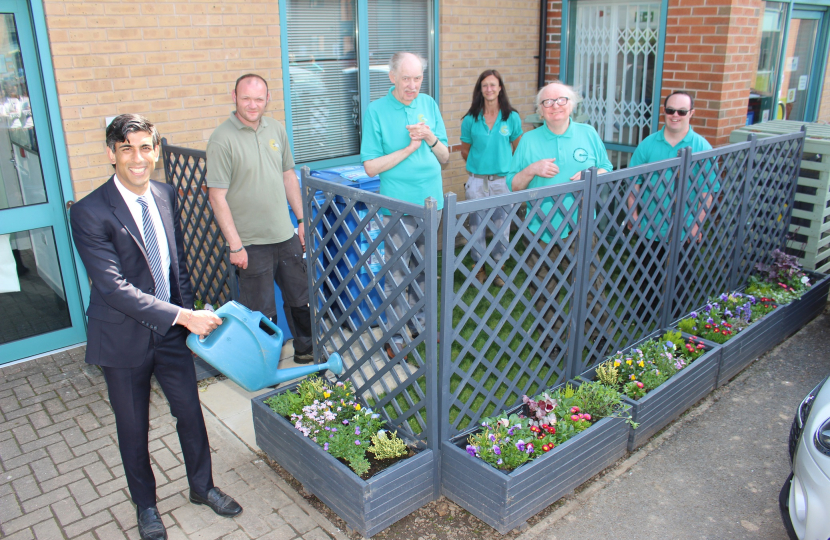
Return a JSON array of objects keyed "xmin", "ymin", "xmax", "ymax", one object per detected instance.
[{"xmin": 186, "ymin": 301, "xmax": 343, "ymax": 392}]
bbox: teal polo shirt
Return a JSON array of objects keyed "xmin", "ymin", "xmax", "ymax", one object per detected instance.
[
  {"xmin": 461, "ymin": 110, "xmax": 523, "ymax": 176},
  {"xmin": 629, "ymin": 126, "xmax": 714, "ymax": 240},
  {"xmin": 360, "ymin": 88, "xmax": 447, "ymax": 214},
  {"xmin": 507, "ymin": 122, "xmax": 612, "ymax": 243}
]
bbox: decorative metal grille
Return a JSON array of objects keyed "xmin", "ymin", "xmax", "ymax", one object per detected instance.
[
  {"xmin": 303, "ymin": 170, "xmax": 439, "ymax": 448},
  {"xmin": 161, "ymin": 139, "xmax": 237, "ymax": 307},
  {"xmin": 573, "ymin": 0, "xmax": 660, "ymax": 148},
  {"xmin": 439, "ymin": 130, "xmax": 803, "ymax": 439}
]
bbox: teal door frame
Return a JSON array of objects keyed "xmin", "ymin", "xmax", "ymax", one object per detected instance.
[
  {"xmin": 0, "ymin": 0, "xmax": 87, "ymax": 363},
  {"xmin": 776, "ymin": 5, "xmax": 830, "ymax": 121}
]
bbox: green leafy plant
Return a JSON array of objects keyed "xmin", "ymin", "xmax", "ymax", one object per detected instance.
[{"xmin": 368, "ymin": 430, "xmax": 408, "ymax": 460}]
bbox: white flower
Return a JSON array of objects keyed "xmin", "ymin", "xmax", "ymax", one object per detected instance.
[{"xmin": 802, "ymin": 275, "xmax": 810, "ymax": 285}]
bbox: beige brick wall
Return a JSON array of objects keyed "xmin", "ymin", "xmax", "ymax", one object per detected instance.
[
  {"xmin": 46, "ymin": 0, "xmax": 542, "ymax": 202},
  {"xmin": 439, "ymin": 0, "xmax": 541, "ymax": 200},
  {"xmin": 44, "ymin": 0, "xmax": 285, "ymax": 200}
]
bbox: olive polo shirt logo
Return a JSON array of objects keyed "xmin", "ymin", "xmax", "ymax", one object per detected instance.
[
  {"xmin": 573, "ymin": 148, "xmax": 589, "ymax": 163},
  {"xmin": 269, "ymin": 139, "xmax": 280, "ymax": 151},
  {"xmin": 499, "ymin": 124, "xmax": 510, "ymax": 136}
]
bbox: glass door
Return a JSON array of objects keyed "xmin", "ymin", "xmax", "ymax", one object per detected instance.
[
  {"xmin": 0, "ymin": 0, "xmax": 85, "ymax": 363},
  {"xmin": 779, "ymin": 9, "xmax": 825, "ymax": 121}
]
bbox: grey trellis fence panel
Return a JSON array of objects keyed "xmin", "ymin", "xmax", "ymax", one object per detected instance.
[
  {"xmin": 735, "ymin": 130, "xmax": 804, "ymax": 285},
  {"xmin": 160, "ymin": 139, "xmax": 237, "ymax": 307},
  {"xmin": 439, "ymin": 181, "xmax": 589, "ymax": 439},
  {"xmin": 301, "ymin": 169, "xmax": 439, "ymax": 452},
  {"xmin": 439, "ymin": 129, "xmax": 804, "ymax": 440}
]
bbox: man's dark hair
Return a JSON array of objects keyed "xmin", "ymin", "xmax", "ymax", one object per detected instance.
[
  {"xmin": 234, "ymin": 73, "xmax": 269, "ymax": 94},
  {"xmin": 463, "ymin": 69, "xmax": 517, "ymax": 122},
  {"xmin": 105, "ymin": 114, "xmax": 160, "ymax": 153},
  {"xmin": 664, "ymin": 90, "xmax": 694, "ymax": 110}
]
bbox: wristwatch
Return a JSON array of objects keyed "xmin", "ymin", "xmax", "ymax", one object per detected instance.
[
  {"xmin": 429, "ymin": 138, "xmax": 439, "ymax": 148},
  {"xmin": 297, "ymin": 218, "xmax": 304, "ymax": 224}
]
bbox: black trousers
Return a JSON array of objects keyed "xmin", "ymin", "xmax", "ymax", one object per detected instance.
[
  {"xmin": 238, "ymin": 235, "xmax": 313, "ymax": 354},
  {"xmin": 101, "ymin": 325, "xmax": 213, "ymax": 509}
]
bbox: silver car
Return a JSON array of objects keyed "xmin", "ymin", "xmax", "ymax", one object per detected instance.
[{"xmin": 781, "ymin": 375, "xmax": 830, "ymax": 539}]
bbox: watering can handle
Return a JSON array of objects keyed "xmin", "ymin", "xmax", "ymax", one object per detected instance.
[{"xmin": 259, "ymin": 315, "xmax": 281, "ymax": 337}]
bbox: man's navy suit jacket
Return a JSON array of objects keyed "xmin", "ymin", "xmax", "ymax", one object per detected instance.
[{"xmin": 70, "ymin": 176, "xmax": 193, "ymax": 368}]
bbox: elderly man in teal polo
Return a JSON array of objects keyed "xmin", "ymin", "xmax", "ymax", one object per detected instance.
[
  {"xmin": 507, "ymin": 81, "xmax": 612, "ymax": 344},
  {"xmin": 361, "ymin": 51, "xmax": 448, "ymax": 362}
]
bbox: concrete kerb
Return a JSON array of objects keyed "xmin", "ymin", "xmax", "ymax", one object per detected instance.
[{"xmin": 515, "ymin": 316, "xmax": 809, "ymax": 540}]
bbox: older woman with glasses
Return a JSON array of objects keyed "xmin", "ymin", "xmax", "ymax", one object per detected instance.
[
  {"xmin": 460, "ymin": 69, "xmax": 523, "ymax": 286},
  {"xmin": 506, "ymin": 81, "xmax": 611, "ymax": 350}
]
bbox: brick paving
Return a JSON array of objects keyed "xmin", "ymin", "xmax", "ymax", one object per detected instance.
[{"xmin": 0, "ymin": 347, "xmax": 347, "ymax": 540}]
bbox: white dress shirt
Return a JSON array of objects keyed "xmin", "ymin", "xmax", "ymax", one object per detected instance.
[{"xmin": 113, "ymin": 176, "xmax": 172, "ymax": 293}]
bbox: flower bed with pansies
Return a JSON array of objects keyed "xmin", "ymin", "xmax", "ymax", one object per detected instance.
[
  {"xmin": 441, "ymin": 380, "xmax": 632, "ymax": 533},
  {"xmin": 581, "ymin": 330, "xmax": 722, "ymax": 450}
]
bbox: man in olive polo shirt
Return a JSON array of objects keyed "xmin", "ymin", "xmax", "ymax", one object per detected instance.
[
  {"xmin": 207, "ymin": 73, "xmax": 313, "ymax": 364},
  {"xmin": 361, "ymin": 51, "xmax": 449, "ymax": 362}
]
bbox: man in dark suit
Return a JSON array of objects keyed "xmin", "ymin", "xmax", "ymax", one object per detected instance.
[{"xmin": 70, "ymin": 114, "xmax": 242, "ymax": 540}]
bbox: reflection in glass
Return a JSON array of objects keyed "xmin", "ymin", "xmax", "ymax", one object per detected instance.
[
  {"xmin": 780, "ymin": 18, "xmax": 819, "ymax": 122},
  {"xmin": 0, "ymin": 227, "xmax": 71, "ymax": 344},
  {"xmin": 0, "ymin": 14, "xmax": 46, "ymax": 211},
  {"xmin": 749, "ymin": 2, "xmax": 785, "ymax": 124},
  {"xmin": 286, "ymin": 0, "xmax": 358, "ymax": 164}
]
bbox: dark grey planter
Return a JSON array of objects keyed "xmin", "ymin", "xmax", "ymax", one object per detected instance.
[
  {"xmin": 579, "ymin": 335, "xmax": 721, "ymax": 451},
  {"xmin": 776, "ymin": 271, "xmax": 830, "ymax": 341},
  {"xmin": 193, "ymin": 355, "xmax": 220, "ymax": 381},
  {"xmin": 441, "ymin": 402, "xmax": 629, "ymax": 534},
  {"xmin": 703, "ymin": 304, "xmax": 788, "ymax": 388},
  {"xmin": 252, "ymin": 387, "xmax": 436, "ymax": 538}
]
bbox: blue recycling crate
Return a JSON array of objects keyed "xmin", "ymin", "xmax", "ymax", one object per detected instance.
[{"xmin": 310, "ymin": 166, "xmax": 386, "ymax": 328}]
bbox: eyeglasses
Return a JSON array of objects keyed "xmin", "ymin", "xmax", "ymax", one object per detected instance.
[
  {"xmin": 540, "ymin": 97, "xmax": 570, "ymax": 108},
  {"xmin": 665, "ymin": 108, "xmax": 690, "ymax": 116}
]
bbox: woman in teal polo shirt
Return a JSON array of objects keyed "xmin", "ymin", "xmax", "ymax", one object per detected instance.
[{"xmin": 461, "ymin": 69, "xmax": 523, "ymax": 287}]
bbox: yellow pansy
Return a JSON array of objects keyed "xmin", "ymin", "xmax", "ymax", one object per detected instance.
[{"xmin": 626, "ymin": 359, "xmax": 633, "ymax": 366}]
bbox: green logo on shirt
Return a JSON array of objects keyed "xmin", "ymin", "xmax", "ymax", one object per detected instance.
[
  {"xmin": 573, "ymin": 148, "xmax": 589, "ymax": 162},
  {"xmin": 499, "ymin": 125, "xmax": 509, "ymax": 136}
]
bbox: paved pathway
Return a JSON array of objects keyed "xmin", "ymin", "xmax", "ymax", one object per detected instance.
[{"xmin": 0, "ymin": 347, "xmax": 347, "ymax": 540}]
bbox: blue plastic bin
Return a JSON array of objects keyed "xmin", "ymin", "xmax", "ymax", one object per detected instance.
[{"xmin": 309, "ymin": 165, "xmax": 385, "ymax": 327}]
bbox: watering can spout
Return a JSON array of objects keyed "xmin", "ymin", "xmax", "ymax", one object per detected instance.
[{"xmin": 186, "ymin": 301, "xmax": 344, "ymax": 391}]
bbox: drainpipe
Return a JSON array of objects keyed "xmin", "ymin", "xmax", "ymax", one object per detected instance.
[{"xmin": 538, "ymin": 0, "xmax": 548, "ymax": 89}]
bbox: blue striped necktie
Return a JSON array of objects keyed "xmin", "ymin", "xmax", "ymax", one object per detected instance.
[{"xmin": 137, "ymin": 196, "xmax": 170, "ymax": 303}]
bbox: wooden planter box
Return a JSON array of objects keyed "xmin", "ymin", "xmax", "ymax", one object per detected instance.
[
  {"xmin": 776, "ymin": 271, "xmax": 830, "ymax": 341},
  {"xmin": 579, "ymin": 336, "xmax": 721, "ymax": 452},
  {"xmin": 698, "ymin": 304, "xmax": 789, "ymax": 388},
  {"xmin": 440, "ymin": 401, "xmax": 629, "ymax": 534},
  {"xmin": 252, "ymin": 387, "xmax": 437, "ymax": 538}
]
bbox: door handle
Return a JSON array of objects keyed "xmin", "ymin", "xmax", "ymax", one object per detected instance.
[{"xmin": 66, "ymin": 200, "xmax": 74, "ymax": 210}]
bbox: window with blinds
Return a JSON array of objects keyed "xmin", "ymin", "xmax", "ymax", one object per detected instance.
[
  {"xmin": 285, "ymin": 0, "xmax": 433, "ymax": 165},
  {"xmin": 367, "ymin": 0, "xmax": 432, "ymax": 102}
]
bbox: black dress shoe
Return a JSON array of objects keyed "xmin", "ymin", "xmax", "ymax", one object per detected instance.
[
  {"xmin": 189, "ymin": 487, "xmax": 243, "ymax": 517},
  {"xmin": 136, "ymin": 506, "xmax": 167, "ymax": 540}
]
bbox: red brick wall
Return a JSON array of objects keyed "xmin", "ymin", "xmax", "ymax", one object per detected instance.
[
  {"xmin": 544, "ymin": 0, "xmax": 562, "ymax": 81},
  {"xmin": 818, "ymin": 53, "xmax": 830, "ymax": 124},
  {"xmin": 660, "ymin": 0, "xmax": 762, "ymax": 146},
  {"xmin": 542, "ymin": 0, "xmax": 764, "ymax": 147}
]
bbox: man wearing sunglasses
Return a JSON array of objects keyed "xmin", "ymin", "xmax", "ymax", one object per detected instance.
[{"xmin": 627, "ymin": 90, "xmax": 713, "ymax": 242}]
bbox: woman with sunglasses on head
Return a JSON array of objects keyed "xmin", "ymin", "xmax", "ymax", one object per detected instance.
[{"xmin": 461, "ymin": 69, "xmax": 524, "ymax": 287}]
